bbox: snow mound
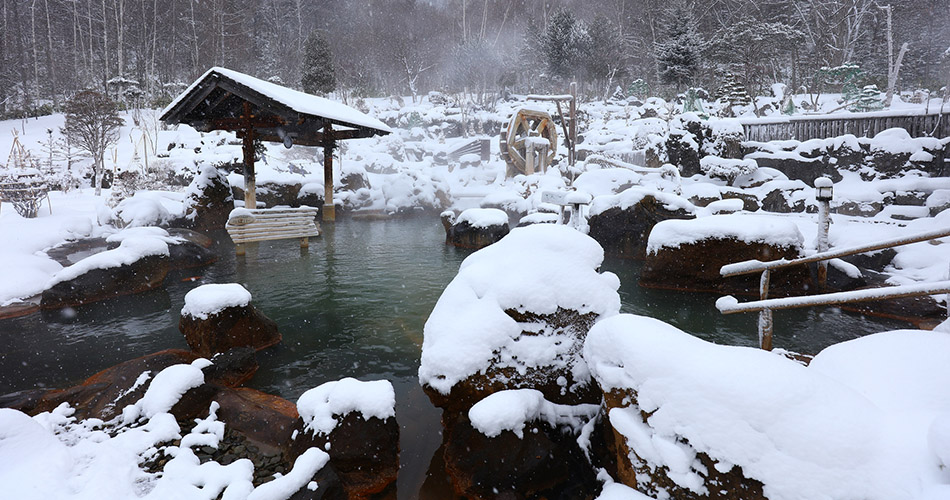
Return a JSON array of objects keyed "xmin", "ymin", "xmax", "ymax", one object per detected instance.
[
  {"xmin": 468, "ymin": 389, "xmax": 599, "ymax": 439},
  {"xmin": 456, "ymin": 207, "xmax": 509, "ymax": 228},
  {"xmin": 584, "ymin": 314, "xmax": 950, "ymax": 500},
  {"xmin": 647, "ymin": 214, "xmax": 803, "ymax": 254},
  {"xmin": 48, "ymin": 233, "xmax": 171, "ymax": 286},
  {"xmin": 296, "ymin": 378, "xmax": 396, "ymax": 435},
  {"xmin": 419, "ymin": 224, "xmax": 621, "ymax": 395},
  {"xmin": 588, "ymin": 186, "xmax": 695, "ymax": 217},
  {"xmin": 181, "ymin": 283, "xmax": 253, "ymax": 320}
]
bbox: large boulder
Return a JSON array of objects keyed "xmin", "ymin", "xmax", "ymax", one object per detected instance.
[
  {"xmin": 640, "ymin": 214, "xmax": 811, "ymax": 295},
  {"xmin": 290, "ymin": 378, "xmax": 399, "ymax": 498},
  {"xmin": 178, "ymin": 283, "xmax": 281, "ymax": 357},
  {"xmin": 182, "ymin": 165, "xmax": 234, "ymax": 232},
  {"xmin": 443, "ymin": 407, "xmax": 599, "ymax": 500},
  {"xmin": 167, "ymin": 228, "xmax": 217, "ymax": 269},
  {"xmin": 587, "ymin": 187, "xmax": 695, "ymax": 260},
  {"xmin": 41, "ymin": 233, "xmax": 171, "ymax": 309},
  {"xmin": 441, "ymin": 208, "xmax": 510, "ymax": 250},
  {"xmin": 584, "ymin": 314, "xmax": 950, "ymax": 500},
  {"xmin": 420, "ymin": 224, "xmax": 619, "ymax": 496}
]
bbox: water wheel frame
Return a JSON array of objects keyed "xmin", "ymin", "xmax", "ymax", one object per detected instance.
[{"xmin": 499, "ymin": 108, "xmax": 558, "ymax": 176}]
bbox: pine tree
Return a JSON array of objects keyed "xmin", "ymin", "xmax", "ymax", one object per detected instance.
[
  {"xmin": 717, "ymin": 73, "xmax": 751, "ymax": 116},
  {"xmin": 542, "ymin": 9, "xmax": 590, "ymax": 81},
  {"xmin": 655, "ymin": 1, "xmax": 703, "ymax": 90},
  {"xmin": 301, "ymin": 31, "xmax": 336, "ymax": 96},
  {"xmin": 851, "ymin": 85, "xmax": 883, "ymax": 112}
]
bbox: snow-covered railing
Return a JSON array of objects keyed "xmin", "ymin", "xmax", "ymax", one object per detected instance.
[
  {"xmin": 741, "ymin": 109, "xmax": 949, "ymax": 142},
  {"xmin": 718, "ymin": 226, "xmax": 950, "ymax": 350}
]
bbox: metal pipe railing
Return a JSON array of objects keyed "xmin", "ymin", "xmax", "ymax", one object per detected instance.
[{"xmin": 718, "ymin": 226, "xmax": 950, "ymax": 350}]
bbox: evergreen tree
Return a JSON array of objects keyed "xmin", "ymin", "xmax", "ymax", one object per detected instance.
[
  {"xmin": 717, "ymin": 73, "xmax": 751, "ymax": 115},
  {"xmin": 301, "ymin": 31, "xmax": 336, "ymax": 96},
  {"xmin": 542, "ymin": 9, "xmax": 590, "ymax": 81},
  {"xmin": 655, "ymin": 1, "xmax": 703, "ymax": 90},
  {"xmin": 851, "ymin": 85, "xmax": 883, "ymax": 112}
]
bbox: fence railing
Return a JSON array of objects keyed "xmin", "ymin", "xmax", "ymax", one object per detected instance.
[
  {"xmin": 716, "ymin": 226, "xmax": 950, "ymax": 350},
  {"xmin": 741, "ymin": 110, "xmax": 950, "ymax": 142}
]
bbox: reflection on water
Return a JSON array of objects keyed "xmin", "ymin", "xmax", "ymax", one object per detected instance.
[{"xmin": 0, "ymin": 217, "xmax": 910, "ymax": 498}]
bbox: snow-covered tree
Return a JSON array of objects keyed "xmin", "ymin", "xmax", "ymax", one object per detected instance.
[
  {"xmin": 851, "ymin": 84, "xmax": 883, "ymax": 112},
  {"xmin": 717, "ymin": 72, "xmax": 751, "ymax": 114},
  {"xmin": 542, "ymin": 8, "xmax": 591, "ymax": 81},
  {"xmin": 655, "ymin": 1, "xmax": 703, "ymax": 91},
  {"xmin": 61, "ymin": 90, "xmax": 123, "ymax": 196},
  {"xmin": 301, "ymin": 30, "xmax": 336, "ymax": 96}
]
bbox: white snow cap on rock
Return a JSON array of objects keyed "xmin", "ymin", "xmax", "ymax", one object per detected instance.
[
  {"xmin": 456, "ymin": 207, "xmax": 509, "ymax": 228},
  {"xmin": 584, "ymin": 314, "xmax": 950, "ymax": 500},
  {"xmin": 48, "ymin": 232, "xmax": 172, "ymax": 287},
  {"xmin": 647, "ymin": 213, "xmax": 804, "ymax": 254},
  {"xmin": 181, "ymin": 283, "xmax": 253, "ymax": 320},
  {"xmin": 296, "ymin": 378, "xmax": 396, "ymax": 435},
  {"xmin": 468, "ymin": 389, "xmax": 599, "ymax": 439},
  {"xmin": 419, "ymin": 224, "xmax": 621, "ymax": 395}
]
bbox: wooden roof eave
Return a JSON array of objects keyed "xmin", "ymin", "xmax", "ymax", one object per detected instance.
[{"xmin": 161, "ymin": 69, "xmax": 391, "ymax": 142}]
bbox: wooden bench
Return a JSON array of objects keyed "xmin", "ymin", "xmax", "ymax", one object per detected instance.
[{"xmin": 225, "ymin": 207, "xmax": 320, "ymax": 255}]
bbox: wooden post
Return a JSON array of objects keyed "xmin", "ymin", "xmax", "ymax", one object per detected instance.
[
  {"xmin": 300, "ymin": 236, "xmax": 309, "ymax": 249},
  {"xmin": 242, "ymin": 102, "xmax": 257, "ymax": 209},
  {"xmin": 323, "ymin": 124, "xmax": 336, "ymax": 222},
  {"xmin": 758, "ymin": 269, "xmax": 773, "ymax": 351},
  {"xmin": 569, "ymin": 82, "xmax": 577, "ymax": 167}
]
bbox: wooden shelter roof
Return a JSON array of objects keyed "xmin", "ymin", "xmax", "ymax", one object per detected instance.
[{"xmin": 159, "ymin": 67, "xmax": 391, "ymax": 146}]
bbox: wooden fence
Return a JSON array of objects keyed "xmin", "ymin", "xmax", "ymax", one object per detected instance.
[{"xmin": 742, "ymin": 110, "xmax": 950, "ymax": 142}]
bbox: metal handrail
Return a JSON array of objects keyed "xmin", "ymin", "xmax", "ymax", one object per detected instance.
[
  {"xmin": 721, "ymin": 227, "xmax": 950, "ymax": 277},
  {"xmin": 717, "ymin": 226, "xmax": 950, "ymax": 351}
]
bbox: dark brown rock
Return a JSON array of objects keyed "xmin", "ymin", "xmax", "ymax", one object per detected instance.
[
  {"xmin": 40, "ymin": 253, "xmax": 170, "ymax": 309},
  {"xmin": 762, "ymin": 188, "xmax": 806, "ymax": 213},
  {"xmin": 167, "ymin": 233, "xmax": 217, "ymax": 270},
  {"xmin": 179, "ymin": 303, "xmax": 281, "ymax": 358},
  {"xmin": 205, "ymin": 347, "xmax": 260, "ymax": 387},
  {"xmin": 602, "ymin": 391, "xmax": 767, "ymax": 500},
  {"xmin": 424, "ymin": 308, "xmax": 602, "ymax": 419},
  {"xmin": 214, "ymin": 387, "xmax": 299, "ymax": 456},
  {"xmin": 444, "ymin": 217, "xmax": 510, "ymax": 250},
  {"xmin": 184, "ymin": 166, "xmax": 234, "ymax": 232},
  {"xmin": 721, "ymin": 190, "xmax": 761, "ymax": 212},
  {"xmin": 587, "ymin": 195, "xmax": 693, "ymax": 260},
  {"xmin": 11, "ymin": 349, "xmax": 199, "ymax": 420},
  {"xmin": 441, "ymin": 414, "xmax": 598, "ymax": 500},
  {"xmin": 640, "ymin": 237, "xmax": 811, "ymax": 296},
  {"xmin": 289, "ymin": 411, "xmax": 400, "ymax": 499}
]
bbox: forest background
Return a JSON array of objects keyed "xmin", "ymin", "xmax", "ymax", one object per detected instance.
[{"xmin": 1, "ymin": 0, "xmax": 949, "ymax": 120}]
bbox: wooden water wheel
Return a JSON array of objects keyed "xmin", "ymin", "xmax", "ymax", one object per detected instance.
[{"xmin": 499, "ymin": 108, "xmax": 558, "ymax": 176}]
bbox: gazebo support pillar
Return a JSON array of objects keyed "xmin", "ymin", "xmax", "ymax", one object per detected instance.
[
  {"xmin": 242, "ymin": 102, "xmax": 257, "ymax": 209},
  {"xmin": 323, "ymin": 125, "xmax": 336, "ymax": 222}
]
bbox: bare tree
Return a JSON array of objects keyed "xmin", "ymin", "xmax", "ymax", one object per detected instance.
[{"xmin": 61, "ymin": 90, "xmax": 123, "ymax": 196}]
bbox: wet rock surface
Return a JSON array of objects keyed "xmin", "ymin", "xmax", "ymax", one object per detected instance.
[
  {"xmin": 441, "ymin": 211, "xmax": 510, "ymax": 250},
  {"xmin": 40, "ymin": 253, "xmax": 171, "ymax": 309},
  {"xmin": 179, "ymin": 302, "xmax": 281, "ymax": 357},
  {"xmin": 641, "ymin": 238, "xmax": 811, "ymax": 296},
  {"xmin": 441, "ymin": 414, "xmax": 598, "ymax": 500},
  {"xmin": 587, "ymin": 196, "xmax": 694, "ymax": 260},
  {"xmin": 183, "ymin": 166, "xmax": 234, "ymax": 232},
  {"xmin": 599, "ymin": 389, "xmax": 768, "ymax": 500},
  {"xmin": 289, "ymin": 411, "xmax": 400, "ymax": 499}
]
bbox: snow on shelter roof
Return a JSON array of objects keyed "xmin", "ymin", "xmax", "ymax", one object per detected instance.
[{"xmin": 160, "ymin": 67, "xmax": 391, "ymax": 145}]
